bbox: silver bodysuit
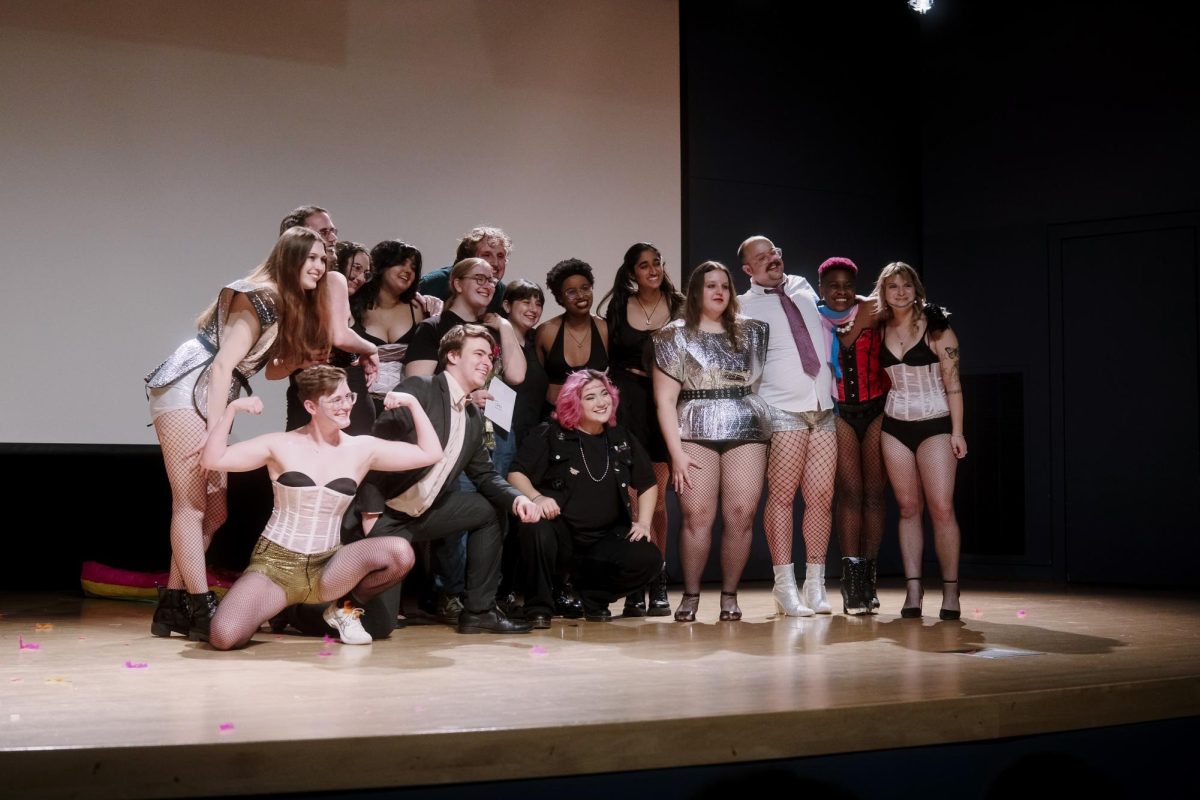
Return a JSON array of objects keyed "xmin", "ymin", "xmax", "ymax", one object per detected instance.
[
  {"xmin": 653, "ymin": 318, "xmax": 773, "ymax": 442},
  {"xmin": 144, "ymin": 280, "xmax": 279, "ymax": 421}
]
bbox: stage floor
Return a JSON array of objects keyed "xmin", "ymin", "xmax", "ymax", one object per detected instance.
[{"xmin": 3, "ymin": 582, "xmax": 1199, "ymax": 798}]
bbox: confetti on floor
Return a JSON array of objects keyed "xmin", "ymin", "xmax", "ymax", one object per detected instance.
[
  {"xmin": 124, "ymin": 661, "xmax": 149, "ymax": 669},
  {"xmin": 219, "ymin": 723, "xmax": 235, "ymax": 733},
  {"xmin": 530, "ymin": 645, "xmax": 548, "ymax": 657},
  {"xmin": 1017, "ymin": 609, "xmax": 1027, "ymax": 619},
  {"xmin": 18, "ymin": 637, "xmax": 40, "ymax": 651}
]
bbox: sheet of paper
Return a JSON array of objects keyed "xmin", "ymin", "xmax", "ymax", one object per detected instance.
[{"xmin": 485, "ymin": 379, "xmax": 516, "ymax": 432}]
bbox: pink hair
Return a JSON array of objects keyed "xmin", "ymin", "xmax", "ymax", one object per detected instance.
[{"xmin": 552, "ymin": 369, "xmax": 620, "ymax": 430}]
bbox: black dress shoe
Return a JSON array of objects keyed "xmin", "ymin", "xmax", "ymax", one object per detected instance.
[
  {"xmin": 554, "ymin": 583, "xmax": 584, "ymax": 619},
  {"xmin": 457, "ymin": 607, "xmax": 534, "ymax": 634},
  {"xmin": 584, "ymin": 606, "xmax": 612, "ymax": 622}
]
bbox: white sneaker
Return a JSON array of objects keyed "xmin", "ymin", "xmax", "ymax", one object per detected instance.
[{"xmin": 322, "ymin": 601, "xmax": 372, "ymax": 645}]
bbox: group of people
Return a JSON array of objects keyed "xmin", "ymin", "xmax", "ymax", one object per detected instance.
[{"xmin": 144, "ymin": 204, "xmax": 967, "ymax": 649}]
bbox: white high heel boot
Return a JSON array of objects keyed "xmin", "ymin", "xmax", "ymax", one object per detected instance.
[
  {"xmin": 802, "ymin": 563, "xmax": 833, "ymax": 614},
  {"xmin": 772, "ymin": 563, "xmax": 814, "ymax": 617}
]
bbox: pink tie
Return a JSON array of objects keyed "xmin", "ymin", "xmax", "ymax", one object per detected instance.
[{"xmin": 766, "ymin": 286, "xmax": 821, "ymax": 378}]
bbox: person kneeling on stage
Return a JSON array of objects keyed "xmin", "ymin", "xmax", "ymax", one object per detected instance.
[
  {"xmin": 199, "ymin": 365, "xmax": 443, "ymax": 649},
  {"xmin": 507, "ymin": 369, "xmax": 662, "ymax": 627}
]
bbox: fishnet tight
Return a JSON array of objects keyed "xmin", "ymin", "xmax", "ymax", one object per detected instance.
[
  {"xmin": 629, "ymin": 462, "xmax": 671, "ymax": 557},
  {"xmin": 882, "ymin": 430, "xmax": 960, "ymax": 613},
  {"xmin": 208, "ymin": 537, "xmax": 415, "ymax": 650},
  {"xmin": 676, "ymin": 441, "xmax": 767, "ymax": 594},
  {"xmin": 834, "ymin": 415, "xmax": 887, "ymax": 558},
  {"xmin": 764, "ymin": 429, "xmax": 837, "ymax": 565},
  {"xmin": 154, "ymin": 410, "xmax": 227, "ymax": 594}
]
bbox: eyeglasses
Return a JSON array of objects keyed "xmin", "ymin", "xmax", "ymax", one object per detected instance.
[
  {"xmin": 753, "ymin": 247, "xmax": 782, "ymax": 264},
  {"xmin": 563, "ymin": 285, "xmax": 593, "ymax": 301},
  {"xmin": 319, "ymin": 392, "xmax": 357, "ymax": 407},
  {"xmin": 463, "ymin": 274, "xmax": 495, "ymax": 287},
  {"xmin": 348, "ymin": 265, "xmax": 373, "ymax": 281},
  {"xmin": 317, "ymin": 226, "xmax": 338, "ymax": 240}
]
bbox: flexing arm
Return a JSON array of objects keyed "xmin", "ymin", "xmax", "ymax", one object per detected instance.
[
  {"xmin": 206, "ymin": 293, "xmax": 263, "ymax": 429},
  {"xmin": 199, "ymin": 397, "xmax": 275, "ymax": 472},
  {"xmin": 935, "ymin": 327, "xmax": 967, "ymax": 459},
  {"xmin": 369, "ymin": 392, "xmax": 442, "ymax": 471}
]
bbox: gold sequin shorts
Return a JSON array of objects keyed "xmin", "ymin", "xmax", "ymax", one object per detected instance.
[{"xmin": 243, "ymin": 537, "xmax": 338, "ymax": 605}]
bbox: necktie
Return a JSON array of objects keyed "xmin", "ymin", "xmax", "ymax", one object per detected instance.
[{"xmin": 766, "ymin": 285, "xmax": 821, "ymax": 378}]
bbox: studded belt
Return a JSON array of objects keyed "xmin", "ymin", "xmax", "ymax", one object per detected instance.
[{"xmin": 679, "ymin": 386, "xmax": 751, "ymax": 401}]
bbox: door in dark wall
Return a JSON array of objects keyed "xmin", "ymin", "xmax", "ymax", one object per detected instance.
[{"xmin": 1054, "ymin": 216, "xmax": 1199, "ymax": 585}]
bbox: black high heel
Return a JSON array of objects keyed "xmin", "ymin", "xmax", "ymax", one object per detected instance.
[
  {"xmin": 719, "ymin": 591, "xmax": 742, "ymax": 621},
  {"xmin": 900, "ymin": 577, "xmax": 923, "ymax": 619},
  {"xmin": 674, "ymin": 592, "xmax": 700, "ymax": 622},
  {"xmin": 939, "ymin": 580, "xmax": 961, "ymax": 620}
]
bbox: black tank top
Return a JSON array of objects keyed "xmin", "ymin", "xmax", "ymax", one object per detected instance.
[{"xmin": 545, "ymin": 316, "xmax": 608, "ymax": 383}]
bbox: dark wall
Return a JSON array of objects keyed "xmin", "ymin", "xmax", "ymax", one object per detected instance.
[{"xmin": 683, "ymin": 0, "xmax": 1200, "ymax": 585}]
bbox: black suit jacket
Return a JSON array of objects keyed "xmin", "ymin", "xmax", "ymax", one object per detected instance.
[{"xmin": 370, "ymin": 373, "xmax": 521, "ymax": 513}]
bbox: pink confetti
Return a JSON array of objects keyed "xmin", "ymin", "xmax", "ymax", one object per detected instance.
[
  {"xmin": 530, "ymin": 645, "xmax": 548, "ymax": 656},
  {"xmin": 318, "ymin": 650, "xmax": 333, "ymax": 657},
  {"xmin": 218, "ymin": 723, "xmax": 235, "ymax": 733},
  {"xmin": 972, "ymin": 608, "xmax": 983, "ymax": 619},
  {"xmin": 9, "ymin": 677, "xmax": 23, "ymax": 683},
  {"xmin": 1017, "ymin": 609, "xmax": 1027, "ymax": 618},
  {"xmin": 77, "ymin": 636, "xmax": 88, "ymax": 640},
  {"xmin": 322, "ymin": 635, "xmax": 336, "ymax": 644},
  {"xmin": 124, "ymin": 661, "xmax": 148, "ymax": 669},
  {"xmin": 34, "ymin": 623, "xmax": 54, "ymax": 632},
  {"xmin": 18, "ymin": 637, "xmax": 40, "ymax": 651}
]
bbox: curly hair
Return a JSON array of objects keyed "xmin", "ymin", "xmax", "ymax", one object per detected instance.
[
  {"xmin": 545, "ymin": 258, "xmax": 595, "ymax": 305},
  {"xmin": 454, "ymin": 226, "xmax": 512, "ymax": 262},
  {"xmin": 353, "ymin": 240, "xmax": 423, "ymax": 317},
  {"xmin": 552, "ymin": 368, "xmax": 620, "ymax": 430}
]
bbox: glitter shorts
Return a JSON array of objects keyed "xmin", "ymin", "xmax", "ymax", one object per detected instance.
[
  {"xmin": 770, "ymin": 407, "xmax": 836, "ymax": 434},
  {"xmin": 243, "ymin": 536, "xmax": 338, "ymax": 605}
]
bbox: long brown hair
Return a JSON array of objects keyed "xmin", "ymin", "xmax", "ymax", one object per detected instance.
[
  {"xmin": 872, "ymin": 261, "xmax": 927, "ymax": 327},
  {"xmin": 683, "ymin": 260, "xmax": 742, "ymax": 351},
  {"xmin": 198, "ymin": 226, "xmax": 330, "ymax": 366}
]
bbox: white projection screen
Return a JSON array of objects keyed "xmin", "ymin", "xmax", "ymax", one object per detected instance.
[{"xmin": 0, "ymin": 0, "xmax": 681, "ymax": 444}]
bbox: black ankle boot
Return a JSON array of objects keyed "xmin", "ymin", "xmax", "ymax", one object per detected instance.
[
  {"xmin": 865, "ymin": 558, "xmax": 880, "ymax": 612},
  {"xmin": 151, "ymin": 588, "xmax": 191, "ymax": 637},
  {"xmin": 647, "ymin": 563, "xmax": 671, "ymax": 616},
  {"xmin": 840, "ymin": 557, "xmax": 868, "ymax": 615},
  {"xmin": 188, "ymin": 591, "xmax": 219, "ymax": 642},
  {"xmin": 554, "ymin": 578, "xmax": 584, "ymax": 619},
  {"xmin": 622, "ymin": 587, "xmax": 648, "ymax": 617}
]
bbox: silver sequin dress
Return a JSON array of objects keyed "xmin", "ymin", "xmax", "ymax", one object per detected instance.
[
  {"xmin": 144, "ymin": 280, "xmax": 279, "ymax": 421},
  {"xmin": 653, "ymin": 318, "xmax": 773, "ymax": 442}
]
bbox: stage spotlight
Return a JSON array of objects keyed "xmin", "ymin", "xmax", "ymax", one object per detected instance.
[{"xmin": 908, "ymin": 0, "xmax": 933, "ymax": 13}]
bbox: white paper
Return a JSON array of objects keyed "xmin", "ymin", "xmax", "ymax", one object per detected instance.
[{"xmin": 484, "ymin": 379, "xmax": 516, "ymax": 432}]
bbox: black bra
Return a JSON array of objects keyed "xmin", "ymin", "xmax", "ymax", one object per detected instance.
[{"xmin": 277, "ymin": 471, "xmax": 358, "ymax": 497}]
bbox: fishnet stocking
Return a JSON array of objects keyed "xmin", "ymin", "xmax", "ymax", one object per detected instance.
[
  {"xmin": 629, "ymin": 462, "xmax": 671, "ymax": 557},
  {"xmin": 834, "ymin": 415, "xmax": 887, "ymax": 558},
  {"xmin": 207, "ymin": 538, "xmax": 414, "ymax": 650},
  {"xmin": 764, "ymin": 429, "xmax": 836, "ymax": 565},
  {"xmin": 676, "ymin": 441, "xmax": 767, "ymax": 594},
  {"xmin": 154, "ymin": 410, "xmax": 227, "ymax": 594},
  {"xmin": 882, "ymin": 430, "xmax": 960, "ymax": 611}
]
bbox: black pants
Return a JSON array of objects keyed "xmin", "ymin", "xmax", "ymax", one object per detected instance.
[
  {"xmin": 363, "ymin": 491, "xmax": 505, "ymax": 638},
  {"xmin": 519, "ymin": 519, "xmax": 661, "ymax": 616}
]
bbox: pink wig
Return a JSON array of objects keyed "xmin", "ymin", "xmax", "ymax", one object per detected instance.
[{"xmin": 552, "ymin": 369, "xmax": 620, "ymax": 430}]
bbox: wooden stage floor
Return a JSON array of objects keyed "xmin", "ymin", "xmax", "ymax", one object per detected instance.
[{"xmin": 3, "ymin": 583, "xmax": 1199, "ymax": 798}]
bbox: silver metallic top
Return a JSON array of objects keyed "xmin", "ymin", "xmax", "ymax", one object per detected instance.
[
  {"xmin": 144, "ymin": 280, "xmax": 279, "ymax": 421},
  {"xmin": 653, "ymin": 318, "xmax": 773, "ymax": 442}
]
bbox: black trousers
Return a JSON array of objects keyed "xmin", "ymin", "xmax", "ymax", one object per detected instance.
[
  {"xmin": 519, "ymin": 519, "xmax": 661, "ymax": 616},
  {"xmin": 363, "ymin": 491, "xmax": 505, "ymax": 638}
]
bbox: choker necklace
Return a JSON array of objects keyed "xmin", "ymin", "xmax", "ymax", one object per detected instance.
[
  {"xmin": 578, "ymin": 432, "xmax": 610, "ymax": 482},
  {"xmin": 634, "ymin": 292, "xmax": 663, "ymax": 326}
]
